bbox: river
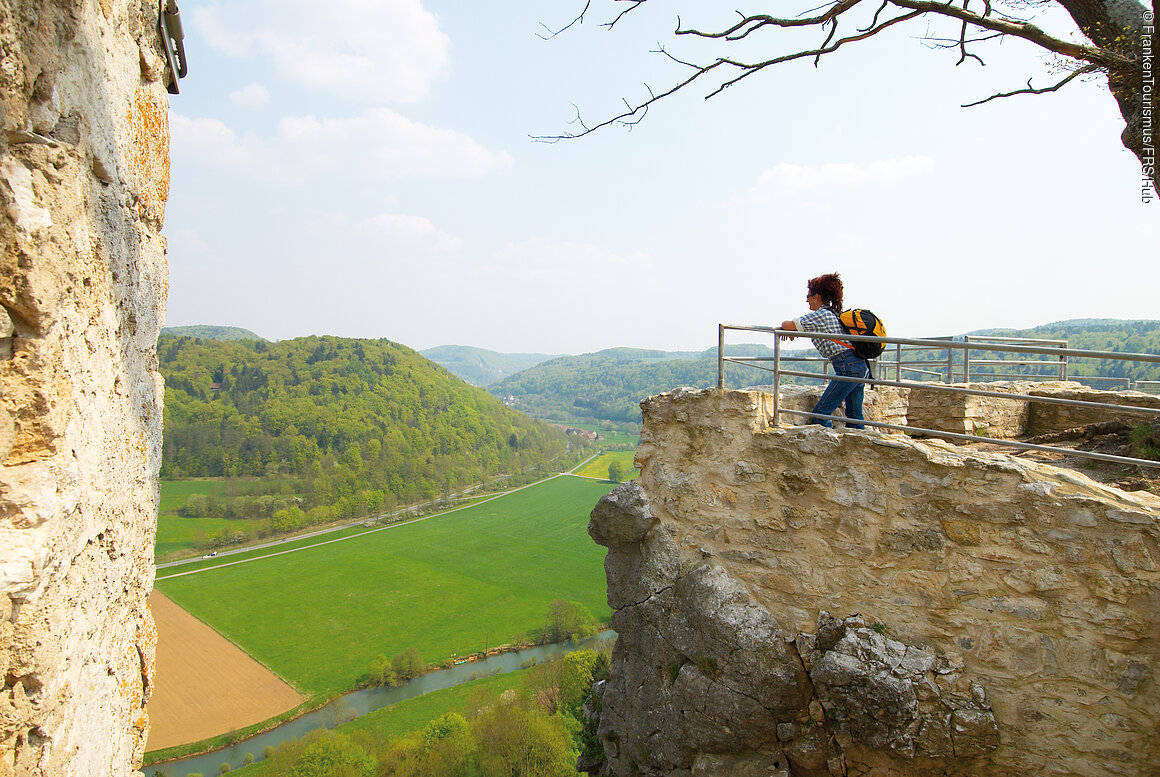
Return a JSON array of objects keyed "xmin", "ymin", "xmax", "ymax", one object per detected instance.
[{"xmin": 145, "ymin": 630, "xmax": 615, "ymax": 777}]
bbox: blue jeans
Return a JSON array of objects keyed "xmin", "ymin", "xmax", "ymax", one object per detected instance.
[{"xmin": 811, "ymin": 350, "xmax": 869, "ymax": 429}]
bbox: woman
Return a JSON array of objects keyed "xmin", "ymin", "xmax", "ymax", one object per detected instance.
[{"xmin": 780, "ymin": 273, "xmax": 869, "ymax": 429}]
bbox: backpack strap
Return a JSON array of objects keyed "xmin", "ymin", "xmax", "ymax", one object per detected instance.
[{"xmin": 827, "ymin": 338, "xmax": 855, "ymax": 351}]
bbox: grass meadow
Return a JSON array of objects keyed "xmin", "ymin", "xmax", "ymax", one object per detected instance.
[
  {"xmin": 157, "ymin": 480, "xmax": 251, "ymax": 558},
  {"xmin": 158, "ymin": 479, "xmax": 224, "ymax": 512},
  {"xmin": 156, "ymin": 516, "xmax": 251, "ymax": 558},
  {"xmin": 573, "ymin": 450, "xmax": 638, "ymax": 481},
  {"xmin": 155, "ymin": 475, "xmax": 614, "ymax": 699}
]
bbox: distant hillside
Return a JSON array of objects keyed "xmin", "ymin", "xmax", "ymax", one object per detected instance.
[
  {"xmin": 162, "ymin": 325, "xmax": 266, "ymax": 341},
  {"xmin": 487, "ymin": 344, "xmax": 802, "ymax": 427},
  {"xmin": 158, "ymin": 334, "xmax": 567, "ymax": 517},
  {"xmin": 967, "ymin": 319, "xmax": 1160, "ymax": 345},
  {"xmin": 954, "ymin": 319, "xmax": 1160, "ymax": 382},
  {"xmin": 420, "ymin": 345, "xmax": 564, "ymax": 386},
  {"xmin": 488, "ymin": 320, "xmax": 1160, "ymax": 427}
]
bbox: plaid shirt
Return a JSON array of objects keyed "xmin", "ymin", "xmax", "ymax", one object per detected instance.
[{"xmin": 794, "ymin": 307, "xmax": 852, "ymax": 360}]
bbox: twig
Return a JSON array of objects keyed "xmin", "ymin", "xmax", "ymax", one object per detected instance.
[{"xmin": 962, "ymin": 63, "xmax": 1100, "ymax": 106}]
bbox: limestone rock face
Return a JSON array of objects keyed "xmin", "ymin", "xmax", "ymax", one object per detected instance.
[
  {"xmin": 1, "ymin": 1, "xmax": 169, "ymax": 774},
  {"xmin": 593, "ymin": 388, "xmax": 1160, "ymax": 776}
]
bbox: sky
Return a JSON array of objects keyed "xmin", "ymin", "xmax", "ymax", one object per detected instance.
[{"xmin": 162, "ymin": 0, "xmax": 1156, "ymax": 355}]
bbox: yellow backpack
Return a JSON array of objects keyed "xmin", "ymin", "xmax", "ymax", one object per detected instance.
[{"xmin": 839, "ymin": 309, "xmax": 886, "ymax": 359}]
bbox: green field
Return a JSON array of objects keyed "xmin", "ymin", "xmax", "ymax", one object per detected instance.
[
  {"xmin": 159, "ymin": 479, "xmax": 224, "ymax": 513},
  {"xmin": 156, "ymin": 516, "xmax": 253, "ymax": 558},
  {"xmin": 157, "ymin": 480, "xmax": 250, "ymax": 559},
  {"xmin": 155, "ymin": 475, "xmax": 613, "ymax": 698},
  {"xmin": 574, "ymin": 451, "xmax": 638, "ymax": 481}
]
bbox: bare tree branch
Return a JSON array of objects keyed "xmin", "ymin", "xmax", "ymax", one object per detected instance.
[
  {"xmin": 607, "ymin": 0, "xmax": 648, "ymax": 27},
  {"xmin": 538, "ymin": 0, "xmax": 593, "ymax": 39},
  {"xmin": 889, "ymin": 0, "xmax": 1128, "ymax": 66},
  {"xmin": 961, "ymin": 62, "xmax": 1101, "ymax": 105},
  {"xmin": 708, "ymin": 10, "xmax": 926, "ymax": 96}
]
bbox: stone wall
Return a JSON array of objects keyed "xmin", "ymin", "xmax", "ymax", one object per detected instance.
[
  {"xmin": 895, "ymin": 380, "xmax": 1160, "ymax": 439},
  {"xmin": 766, "ymin": 385, "xmax": 910, "ymax": 429},
  {"xmin": 590, "ymin": 388, "xmax": 1159, "ymax": 777},
  {"xmin": 1026, "ymin": 384, "xmax": 1160, "ymax": 436},
  {"xmin": 1, "ymin": 1, "xmax": 169, "ymax": 774}
]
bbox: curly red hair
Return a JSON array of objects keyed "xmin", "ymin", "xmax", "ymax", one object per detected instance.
[{"xmin": 807, "ymin": 273, "xmax": 844, "ymax": 311}]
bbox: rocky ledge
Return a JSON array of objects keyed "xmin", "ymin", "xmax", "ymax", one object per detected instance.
[{"xmin": 587, "ymin": 388, "xmax": 1159, "ymax": 777}]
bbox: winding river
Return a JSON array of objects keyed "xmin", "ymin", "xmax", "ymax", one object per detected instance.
[{"xmin": 145, "ymin": 630, "xmax": 615, "ymax": 777}]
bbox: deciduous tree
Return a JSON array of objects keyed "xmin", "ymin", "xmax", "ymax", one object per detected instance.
[
  {"xmin": 542, "ymin": 599, "xmax": 599, "ymax": 644},
  {"xmin": 392, "ymin": 646, "xmax": 426, "ymax": 681},
  {"xmin": 607, "ymin": 460, "xmax": 624, "ymax": 483}
]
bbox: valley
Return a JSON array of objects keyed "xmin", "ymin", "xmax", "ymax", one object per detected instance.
[{"xmin": 147, "ymin": 320, "xmax": 1160, "ymax": 775}]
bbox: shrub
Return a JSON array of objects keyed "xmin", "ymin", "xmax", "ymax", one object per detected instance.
[
  {"xmin": 392, "ymin": 646, "xmax": 425, "ymax": 682},
  {"xmin": 1129, "ymin": 422, "xmax": 1160, "ymax": 460}
]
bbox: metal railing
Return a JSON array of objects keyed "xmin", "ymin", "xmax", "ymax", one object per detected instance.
[{"xmin": 716, "ymin": 324, "xmax": 1160, "ymax": 469}]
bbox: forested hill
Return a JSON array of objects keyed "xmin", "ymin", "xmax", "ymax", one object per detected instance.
[
  {"xmin": 419, "ymin": 345, "xmax": 563, "ymax": 386},
  {"xmin": 488, "ymin": 345, "xmax": 787, "ymax": 427},
  {"xmin": 161, "ymin": 325, "xmax": 266, "ymax": 341},
  {"xmin": 158, "ymin": 335, "xmax": 567, "ymax": 506},
  {"xmin": 968, "ymin": 319, "xmax": 1160, "ymax": 355}
]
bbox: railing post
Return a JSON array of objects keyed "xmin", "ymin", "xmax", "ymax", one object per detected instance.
[
  {"xmin": 946, "ymin": 342, "xmax": 954, "ymax": 383},
  {"xmin": 963, "ymin": 336, "xmax": 971, "ymax": 383},
  {"xmin": 772, "ymin": 331, "xmax": 782, "ymax": 427},
  {"xmin": 1059, "ymin": 344, "xmax": 1068, "ymax": 381},
  {"xmin": 895, "ymin": 342, "xmax": 902, "ymax": 382},
  {"xmin": 717, "ymin": 324, "xmax": 725, "ymax": 388}
]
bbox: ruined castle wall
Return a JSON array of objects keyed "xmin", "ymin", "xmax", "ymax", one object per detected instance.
[
  {"xmin": 903, "ymin": 380, "xmax": 1160, "ymax": 438},
  {"xmin": 590, "ymin": 389, "xmax": 1159, "ymax": 777},
  {"xmin": 1, "ymin": 1, "xmax": 169, "ymax": 774}
]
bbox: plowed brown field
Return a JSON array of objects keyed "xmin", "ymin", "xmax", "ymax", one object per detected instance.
[{"xmin": 146, "ymin": 591, "xmax": 305, "ymax": 751}]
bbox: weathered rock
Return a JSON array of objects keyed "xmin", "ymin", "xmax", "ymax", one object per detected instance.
[
  {"xmin": 592, "ymin": 388, "xmax": 1160, "ymax": 777},
  {"xmin": 905, "ymin": 380, "xmax": 1034, "ymax": 438},
  {"xmin": 1, "ymin": 0, "xmax": 169, "ymax": 774}
]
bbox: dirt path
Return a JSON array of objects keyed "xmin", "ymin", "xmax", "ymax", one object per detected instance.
[{"xmin": 146, "ymin": 591, "xmax": 305, "ymax": 752}]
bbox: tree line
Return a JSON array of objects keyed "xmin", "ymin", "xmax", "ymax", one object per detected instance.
[{"xmin": 488, "ymin": 345, "xmax": 789, "ymax": 427}]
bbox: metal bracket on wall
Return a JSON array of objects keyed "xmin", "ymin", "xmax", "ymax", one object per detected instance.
[{"xmin": 159, "ymin": 0, "xmax": 188, "ymax": 95}]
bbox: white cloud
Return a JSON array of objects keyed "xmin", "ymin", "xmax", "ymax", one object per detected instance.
[
  {"xmin": 363, "ymin": 214, "xmax": 462, "ymax": 253},
  {"xmin": 169, "ymin": 113, "xmax": 258, "ymax": 168},
  {"xmin": 278, "ymin": 110, "xmax": 510, "ymax": 179},
  {"xmin": 170, "ymin": 109, "xmax": 510, "ymax": 184},
  {"xmin": 752, "ymin": 156, "xmax": 936, "ymax": 195},
  {"xmin": 192, "ymin": 0, "xmax": 449, "ymax": 103},
  {"xmin": 229, "ymin": 83, "xmax": 270, "ymax": 109}
]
